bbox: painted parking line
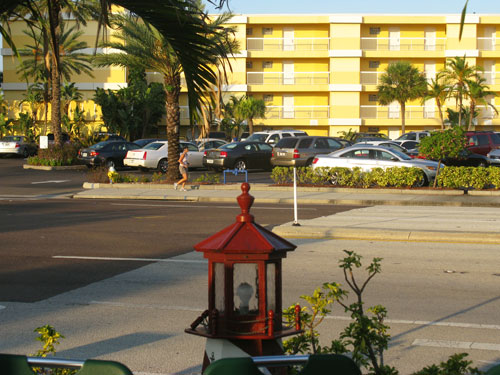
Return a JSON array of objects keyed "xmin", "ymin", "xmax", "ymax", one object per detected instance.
[
  {"xmin": 111, "ymin": 202, "xmax": 317, "ymax": 210},
  {"xmin": 53, "ymin": 255, "xmax": 206, "ymax": 263},
  {"xmin": 413, "ymin": 339, "xmax": 500, "ymax": 351},
  {"xmin": 31, "ymin": 180, "xmax": 70, "ymax": 184}
]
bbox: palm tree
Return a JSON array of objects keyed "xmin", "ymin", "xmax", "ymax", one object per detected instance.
[
  {"xmin": 442, "ymin": 56, "xmax": 479, "ymax": 128},
  {"xmin": 1, "ymin": 0, "xmax": 230, "ymax": 147},
  {"xmin": 61, "ymin": 82, "xmax": 83, "ymax": 119},
  {"xmin": 234, "ymin": 96, "xmax": 266, "ymax": 135},
  {"xmin": 467, "ymin": 76, "xmax": 498, "ymax": 130},
  {"xmin": 94, "ymin": 11, "xmax": 236, "ymax": 181},
  {"xmin": 377, "ymin": 61, "xmax": 427, "ymax": 134},
  {"xmin": 422, "ymin": 71, "xmax": 450, "ymax": 130}
]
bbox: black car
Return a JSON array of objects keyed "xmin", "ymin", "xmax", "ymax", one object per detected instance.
[
  {"xmin": 203, "ymin": 141, "xmax": 273, "ymax": 171},
  {"xmin": 442, "ymin": 150, "xmax": 490, "ymax": 167},
  {"xmin": 78, "ymin": 140, "xmax": 139, "ymax": 169},
  {"xmin": 132, "ymin": 138, "xmax": 167, "ymax": 148}
]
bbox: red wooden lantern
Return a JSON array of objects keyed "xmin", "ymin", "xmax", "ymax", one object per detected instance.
[{"xmin": 186, "ymin": 183, "xmax": 301, "ymax": 368}]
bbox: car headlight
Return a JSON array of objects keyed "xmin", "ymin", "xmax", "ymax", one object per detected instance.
[{"xmin": 425, "ymin": 166, "xmax": 437, "ymax": 170}]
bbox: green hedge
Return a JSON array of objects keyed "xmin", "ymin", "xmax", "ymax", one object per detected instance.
[
  {"xmin": 271, "ymin": 166, "xmax": 500, "ymax": 190},
  {"xmin": 271, "ymin": 166, "xmax": 425, "ymax": 188}
]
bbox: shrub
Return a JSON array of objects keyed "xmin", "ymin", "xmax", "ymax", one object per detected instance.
[
  {"xmin": 437, "ymin": 167, "xmax": 490, "ymax": 190},
  {"xmin": 87, "ymin": 166, "xmax": 109, "ymax": 183},
  {"xmin": 28, "ymin": 144, "xmax": 79, "ymax": 166},
  {"xmin": 194, "ymin": 172, "xmax": 221, "ymax": 184}
]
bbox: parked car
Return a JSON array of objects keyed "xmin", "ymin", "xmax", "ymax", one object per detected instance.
[
  {"xmin": 271, "ymin": 136, "xmax": 344, "ymax": 167},
  {"xmin": 396, "ymin": 140, "xmax": 420, "ymax": 151},
  {"xmin": 208, "ymin": 131, "xmax": 228, "ymax": 141},
  {"xmin": 78, "ymin": 140, "xmax": 139, "ymax": 169},
  {"xmin": 124, "ymin": 141, "xmax": 200, "ymax": 173},
  {"xmin": 203, "ymin": 141, "xmax": 273, "ymax": 171},
  {"xmin": 334, "ymin": 138, "xmax": 353, "ymax": 148},
  {"xmin": 350, "ymin": 132, "xmax": 389, "ymax": 143},
  {"xmin": 392, "ymin": 131, "xmax": 430, "ymax": 143},
  {"xmin": 92, "ymin": 132, "xmax": 127, "ymax": 142},
  {"xmin": 193, "ymin": 138, "xmax": 228, "ymax": 151},
  {"xmin": 312, "ymin": 144, "xmax": 441, "ymax": 186},
  {"xmin": 47, "ymin": 133, "xmax": 71, "ymax": 145},
  {"xmin": 488, "ymin": 148, "xmax": 500, "ymax": 166},
  {"xmin": 465, "ymin": 131, "xmax": 500, "ymax": 155},
  {"xmin": 442, "ymin": 150, "xmax": 490, "ymax": 167},
  {"xmin": 245, "ymin": 129, "xmax": 308, "ymax": 146},
  {"xmin": 132, "ymin": 138, "xmax": 166, "ymax": 148},
  {"xmin": 355, "ymin": 140, "xmax": 408, "ymax": 154},
  {"xmin": 0, "ymin": 135, "xmax": 37, "ymax": 157},
  {"xmin": 239, "ymin": 132, "xmax": 250, "ymax": 141}
]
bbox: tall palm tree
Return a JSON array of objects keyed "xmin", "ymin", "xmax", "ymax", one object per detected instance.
[
  {"xmin": 234, "ymin": 96, "xmax": 266, "ymax": 135},
  {"xmin": 467, "ymin": 76, "xmax": 498, "ymax": 130},
  {"xmin": 1, "ymin": 0, "xmax": 230, "ymax": 147},
  {"xmin": 442, "ymin": 56, "xmax": 479, "ymax": 128},
  {"xmin": 377, "ymin": 61, "xmax": 427, "ymax": 135},
  {"xmin": 422, "ymin": 71, "xmax": 450, "ymax": 130},
  {"xmin": 94, "ymin": 11, "xmax": 236, "ymax": 181}
]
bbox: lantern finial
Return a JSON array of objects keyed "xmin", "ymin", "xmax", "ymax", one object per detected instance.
[{"xmin": 236, "ymin": 182, "xmax": 254, "ymax": 222}]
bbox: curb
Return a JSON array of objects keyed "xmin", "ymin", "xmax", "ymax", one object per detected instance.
[
  {"xmin": 81, "ymin": 182, "xmax": 474, "ymax": 196},
  {"xmin": 271, "ymin": 225, "xmax": 500, "ymax": 244},
  {"xmin": 24, "ymin": 164, "xmax": 88, "ymax": 171}
]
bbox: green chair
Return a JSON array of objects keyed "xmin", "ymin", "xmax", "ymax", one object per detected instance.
[
  {"xmin": 0, "ymin": 354, "xmax": 133, "ymax": 375},
  {"xmin": 203, "ymin": 357, "xmax": 263, "ymax": 375},
  {"xmin": 299, "ymin": 354, "xmax": 361, "ymax": 375}
]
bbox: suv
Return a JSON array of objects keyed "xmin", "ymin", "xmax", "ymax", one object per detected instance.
[
  {"xmin": 393, "ymin": 131, "xmax": 430, "ymax": 143},
  {"xmin": 271, "ymin": 136, "xmax": 344, "ymax": 167},
  {"xmin": 465, "ymin": 131, "xmax": 500, "ymax": 155},
  {"xmin": 245, "ymin": 129, "xmax": 308, "ymax": 145}
]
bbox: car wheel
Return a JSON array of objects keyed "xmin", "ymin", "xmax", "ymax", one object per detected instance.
[
  {"xmin": 158, "ymin": 158, "xmax": 168, "ymax": 173},
  {"xmin": 478, "ymin": 161, "xmax": 488, "ymax": 168},
  {"xmin": 414, "ymin": 172, "xmax": 428, "ymax": 187},
  {"xmin": 234, "ymin": 159, "xmax": 247, "ymax": 170},
  {"xmin": 105, "ymin": 159, "xmax": 116, "ymax": 168}
]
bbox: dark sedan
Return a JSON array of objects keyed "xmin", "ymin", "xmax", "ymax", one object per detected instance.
[
  {"xmin": 203, "ymin": 141, "xmax": 273, "ymax": 171},
  {"xmin": 410, "ymin": 148, "xmax": 490, "ymax": 167},
  {"xmin": 78, "ymin": 140, "xmax": 139, "ymax": 169}
]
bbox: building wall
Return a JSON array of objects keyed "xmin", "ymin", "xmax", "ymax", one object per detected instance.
[{"xmin": 3, "ymin": 13, "xmax": 500, "ymax": 139}]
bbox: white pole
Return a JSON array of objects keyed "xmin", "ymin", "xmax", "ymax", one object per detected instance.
[{"xmin": 293, "ymin": 167, "xmax": 300, "ymax": 226}]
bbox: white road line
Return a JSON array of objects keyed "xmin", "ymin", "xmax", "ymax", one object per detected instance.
[
  {"xmin": 413, "ymin": 339, "xmax": 500, "ymax": 351},
  {"xmin": 90, "ymin": 301, "xmax": 204, "ymax": 312},
  {"xmin": 325, "ymin": 315, "xmax": 500, "ymax": 330},
  {"xmin": 52, "ymin": 256, "xmax": 206, "ymax": 263},
  {"xmin": 110, "ymin": 203, "xmax": 316, "ymax": 210},
  {"xmin": 31, "ymin": 180, "xmax": 70, "ymax": 184}
]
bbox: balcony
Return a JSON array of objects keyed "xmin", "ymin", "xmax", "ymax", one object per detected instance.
[
  {"xmin": 477, "ymin": 37, "xmax": 500, "ymax": 51},
  {"xmin": 360, "ymin": 37, "xmax": 446, "ymax": 51},
  {"xmin": 479, "ymin": 71, "xmax": 500, "ymax": 85},
  {"xmin": 361, "ymin": 105, "xmax": 436, "ymax": 119},
  {"xmin": 266, "ymin": 105, "xmax": 330, "ymax": 119},
  {"xmin": 361, "ymin": 71, "xmax": 438, "ymax": 86},
  {"xmin": 247, "ymin": 72, "xmax": 330, "ymax": 85},
  {"xmin": 247, "ymin": 38, "xmax": 330, "ymax": 51}
]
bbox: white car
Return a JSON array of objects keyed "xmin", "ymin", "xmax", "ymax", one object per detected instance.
[
  {"xmin": 244, "ymin": 129, "xmax": 308, "ymax": 146},
  {"xmin": 0, "ymin": 135, "xmax": 37, "ymax": 157},
  {"xmin": 193, "ymin": 138, "xmax": 228, "ymax": 151},
  {"xmin": 487, "ymin": 148, "xmax": 500, "ymax": 165},
  {"xmin": 355, "ymin": 140, "xmax": 408, "ymax": 154},
  {"xmin": 124, "ymin": 141, "xmax": 201, "ymax": 173},
  {"xmin": 312, "ymin": 144, "xmax": 441, "ymax": 186}
]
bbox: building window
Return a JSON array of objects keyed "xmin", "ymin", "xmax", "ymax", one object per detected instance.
[
  {"xmin": 246, "ymin": 28, "xmax": 253, "ymax": 36},
  {"xmin": 370, "ymin": 27, "xmax": 381, "ymax": 35},
  {"xmin": 262, "ymin": 61, "xmax": 273, "ymax": 69},
  {"xmin": 263, "ymin": 27, "xmax": 273, "ymax": 35},
  {"xmin": 246, "ymin": 61, "xmax": 253, "ymax": 69},
  {"xmin": 264, "ymin": 94, "xmax": 274, "ymax": 102},
  {"xmin": 369, "ymin": 94, "xmax": 378, "ymax": 102},
  {"xmin": 369, "ymin": 61, "xmax": 380, "ymax": 69}
]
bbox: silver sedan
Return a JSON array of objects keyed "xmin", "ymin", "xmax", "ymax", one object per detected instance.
[{"xmin": 312, "ymin": 144, "xmax": 441, "ymax": 186}]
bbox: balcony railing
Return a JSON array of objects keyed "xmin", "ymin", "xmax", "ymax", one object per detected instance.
[
  {"xmin": 247, "ymin": 38, "xmax": 330, "ymax": 51},
  {"xmin": 477, "ymin": 37, "xmax": 500, "ymax": 51},
  {"xmin": 361, "ymin": 71, "xmax": 438, "ymax": 85},
  {"xmin": 266, "ymin": 105, "xmax": 329, "ymax": 119},
  {"xmin": 479, "ymin": 71, "xmax": 500, "ymax": 85},
  {"xmin": 360, "ymin": 37, "xmax": 446, "ymax": 51},
  {"xmin": 247, "ymin": 72, "xmax": 330, "ymax": 85},
  {"xmin": 360, "ymin": 105, "xmax": 437, "ymax": 119}
]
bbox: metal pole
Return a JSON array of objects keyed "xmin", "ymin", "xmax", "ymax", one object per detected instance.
[{"xmin": 293, "ymin": 167, "xmax": 300, "ymax": 226}]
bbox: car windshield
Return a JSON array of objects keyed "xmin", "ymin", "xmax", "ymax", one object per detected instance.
[
  {"xmin": 245, "ymin": 134, "xmax": 267, "ymax": 142},
  {"xmin": 144, "ymin": 142, "xmax": 165, "ymax": 150},
  {"xmin": 390, "ymin": 149, "xmax": 412, "ymax": 160},
  {"xmin": 1, "ymin": 136, "xmax": 22, "ymax": 142},
  {"xmin": 492, "ymin": 133, "xmax": 500, "ymax": 144},
  {"xmin": 220, "ymin": 143, "xmax": 239, "ymax": 150},
  {"xmin": 91, "ymin": 141, "xmax": 112, "ymax": 150}
]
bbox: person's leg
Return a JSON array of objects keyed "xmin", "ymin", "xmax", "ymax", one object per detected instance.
[{"xmin": 179, "ymin": 171, "xmax": 188, "ymax": 189}]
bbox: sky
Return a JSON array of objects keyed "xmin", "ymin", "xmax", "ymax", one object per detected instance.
[{"xmin": 205, "ymin": 0, "xmax": 500, "ymax": 14}]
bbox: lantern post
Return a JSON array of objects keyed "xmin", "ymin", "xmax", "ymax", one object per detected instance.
[{"xmin": 185, "ymin": 183, "xmax": 302, "ymax": 370}]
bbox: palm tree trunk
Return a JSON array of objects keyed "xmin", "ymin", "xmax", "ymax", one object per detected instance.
[
  {"xmin": 468, "ymin": 102, "xmax": 475, "ymax": 131},
  {"xmin": 165, "ymin": 73, "xmax": 181, "ymax": 182},
  {"xmin": 436, "ymin": 98, "xmax": 445, "ymax": 130},
  {"xmin": 248, "ymin": 118, "xmax": 254, "ymax": 135},
  {"xmin": 400, "ymin": 102, "xmax": 406, "ymax": 134},
  {"xmin": 48, "ymin": 0, "xmax": 62, "ymax": 146}
]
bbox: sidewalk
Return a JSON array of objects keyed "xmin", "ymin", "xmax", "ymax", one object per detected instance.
[{"xmin": 74, "ymin": 182, "xmax": 500, "ymax": 245}]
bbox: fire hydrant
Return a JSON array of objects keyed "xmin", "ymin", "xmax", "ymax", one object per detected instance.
[{"xmin": 107, "ymin": 166, "xmax": 118, "ymax": 184}]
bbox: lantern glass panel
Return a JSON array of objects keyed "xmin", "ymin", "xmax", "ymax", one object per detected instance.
[
  {"xmin": 233, "ymin": 263, "xmax": 258, "ymax": 315},
  {"xmin": 214, "ymin": 263, "xmax": 225, "ymax": 312},
  {"xmin": 266, "ymin": 263, "xmax": 276, "ymax": 312}
]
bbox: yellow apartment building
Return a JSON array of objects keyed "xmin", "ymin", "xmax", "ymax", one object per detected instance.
[{"xmin": 2, "ymin": 13, "xmax": 500, "ymax": 139}]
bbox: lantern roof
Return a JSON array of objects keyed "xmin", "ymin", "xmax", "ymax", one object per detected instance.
[{"xmin": 194, "ymin": 183, "xmax": 296, "ymax": 255}]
